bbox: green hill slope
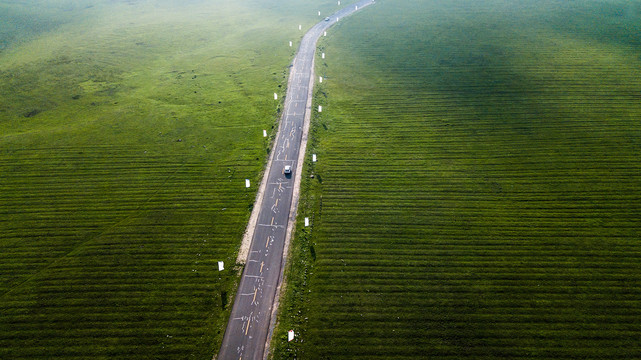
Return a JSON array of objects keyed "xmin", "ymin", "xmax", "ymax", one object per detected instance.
[
  {"xmin": 0, "ymin": 0, "xmax": 352, "ymax": 358},
  {"xmin": 274, "ymin": 0, "xmax": 641, "ymax": 358}
]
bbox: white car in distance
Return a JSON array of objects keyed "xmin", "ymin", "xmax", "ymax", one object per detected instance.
[{"xmin": 284, "ymin": 165, "xmax": 292, "ymax": 175}]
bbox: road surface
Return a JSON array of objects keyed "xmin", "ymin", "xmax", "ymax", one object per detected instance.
[{"xmin": 217, "ymin": 2, "xmax": 374, "ymax": 359}]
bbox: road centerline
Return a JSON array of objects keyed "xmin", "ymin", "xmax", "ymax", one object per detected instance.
[{"xmin": 217, "ymin": 2, "xmax": 375, "ymax": 359}]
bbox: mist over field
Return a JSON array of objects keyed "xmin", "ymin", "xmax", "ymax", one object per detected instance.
[
  {"xmin": 272, "ymin": 0, "xmax": 641, "ymax": 359},
  {"xmin": 1, "ymin": 0, "xmax": 345, "ymax": 358},
  {"xmin": 1, "ymin": 0, "xmax": 641, "ymax": 359}
]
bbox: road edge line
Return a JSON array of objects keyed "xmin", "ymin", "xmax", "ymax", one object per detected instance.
[
  {"xmin": 236, "ymin": 80, "xmax": 292, "ymax": 265},
  {"xmin": 263, "ymin": 53, "xmax": 316, "ymax": 360}
]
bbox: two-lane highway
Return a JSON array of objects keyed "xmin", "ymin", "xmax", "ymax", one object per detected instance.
[{"xmin": 217, "ymin": 2, "xmax": 374, "ymax": 359}]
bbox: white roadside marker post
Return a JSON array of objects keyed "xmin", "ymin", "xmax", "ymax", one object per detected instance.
[
  {"xmin": 312, "ymin": 154, "xmax": 317, "ymax": 162},
  {"xmin": 288, "ymin": 330, "xmax": 295, "ymax": 342},
  {"xmin": 245, "ymin": 179, "xmax": 250, "ymax": 188},
  {"xmin": 319, "ymin": 76, "xmax": 323, "ymax": 83},
  {"xmin": 299, "ymin": 24, "xmax": 302, "ymax": 30},
  {"xmin": 305, "ymin": 217, "xmax": 309, "ymax": 227},
  {"xmin": 338, "ymin": 0, "xmax": 341, "ymax": 5},
  {"xmin": 274, "ymin": 93, "xmax": 278, "ymax": 100},
  {"xmin": 318, "ymin": 105, "xmax": 322, "ymax": 112},
  {"xmin": 289, "ymin": 41, "xmax": 292, "ymax": 47},
  {"xmin": 318, "ymin": 11, "xmax": 321, "ymax": 16},
  {"xmin": 263, "ymin": 130, "xmax": 267, "ymax": 137},
  {"xmin": 322, "ymin": 52, "xmax": 325, "ymax": 59},
  {"xmin": 324, "ymin": 31, "xmax": 327, "ymax": 37},
  {"xmin": 218, "ymin": 261, "xmax": 224, "ymax": 271}
]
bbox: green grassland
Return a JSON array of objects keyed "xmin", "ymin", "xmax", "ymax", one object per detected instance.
[
  {"xmin": 0, "ymin": 0, "xmax": 356, "ymax": 358},
  {"xmin": 273, "ymin": 0, "xmax": 641, "ymax": 358}
]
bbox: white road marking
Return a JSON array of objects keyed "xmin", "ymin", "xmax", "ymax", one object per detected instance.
[
  {"xmin": 219, "ymin": 1, "xmax": 374, "ymax": 358},
  {"xmin": 257, "ymin": 223, "xmax": 283, "ymax": 228}
]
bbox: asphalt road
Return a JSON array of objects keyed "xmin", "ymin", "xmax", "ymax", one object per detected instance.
[{"xmin": 217, "ymin": 2, "xmax": 374, "ymax": 359}]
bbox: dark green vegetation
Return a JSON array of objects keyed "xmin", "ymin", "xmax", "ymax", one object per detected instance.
[
  {"xmin": 0, "ymin": 0, "xmax": 355, "ymax": 358},
  {"xmin": 274, "ymin": 0, "xmax": 641, "ymax": 358}
]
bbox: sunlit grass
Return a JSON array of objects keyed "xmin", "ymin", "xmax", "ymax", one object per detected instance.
[{"xmin": 0, "ymin": 0, "xmax": 358, "ymax": 358}]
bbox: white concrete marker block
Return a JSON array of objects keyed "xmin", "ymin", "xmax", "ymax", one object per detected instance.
[
  {"xmin": 274, "ymin": 93, "xmax": 278, "ymax": 100},
  {"xmin": 218, "ymin": 261, "xmax": 224, "ymax": 271},
  {"xmin": 355, "ymin": 5, "xmax": 358, "ymax": 10},
  {"xmin": 289, "ymin": 41, "xmax": 292, "ymax": 47},
  {"xmin": 319, "ymin": 76, "xmax": 323, "ymax": 83},
  {"xmin": 318, "ymin": 11, "xmax": 321, "ymax": 16},
  {"xmin": 318, "ymin": 105, "xmax": 322, "ymax": 112},
  {"xmin": 324, "ymin": 31, "xmax": 327, "ymax": 37},
  {"xmin": 305, "ymin": 217, "xmax": 309, "ymax": 227},
  {"xmin": 288, "ymin": 330, "xmax": 295, "ymax": 342},
  {"xmin": 245, "ymin": 179, "xmax": 250, "ymax": 188},
  {"xmin": 322, "ymin": 52, "xmax": 325, "ymax": 59},
  {"xmin": 312, "ymin": 154, "xmax": 317, "ymax": 162},
  {"xmin": 263, "ymin": 130, "xmax": 267, "ymax": 137},
  {"xmin": 338, "ymin": 0, "xmax": 341, "ymax": 5},
  {"xmin": 299, "ymin": 24, "xmax": 302, "ymax": 30}
]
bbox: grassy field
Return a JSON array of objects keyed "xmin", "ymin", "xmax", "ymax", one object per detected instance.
[
  {"xmin": 0, "ymin": 0, "xmax": 355, "ymax": 358},
  {"xmin": 273, "ymin": 0, "xmax": 641, "ymax": 358}
]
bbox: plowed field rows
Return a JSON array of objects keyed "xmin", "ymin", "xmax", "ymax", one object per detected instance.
[
  {"xmin": 0, "ymin": 0, "xmax": 360, "ymax": 358},
  {"xmin": 274, "ymin": 0, "xmax": 641, "ymax": 358},
  {"xmin": 0, "ymin": 143, "xmax": 260, "ymax": 358}
]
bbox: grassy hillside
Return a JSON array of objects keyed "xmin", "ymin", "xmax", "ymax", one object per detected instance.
[
  {"xmin": 0, "ymin": 0, "xmax": 354, "ymax": 358},
  {"xmin": 273, "ymin": 0, "xmax": 641, "ymax": 358}
]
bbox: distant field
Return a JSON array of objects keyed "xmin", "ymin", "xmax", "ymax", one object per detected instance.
[
  {"xmin": 273, "ymin": 0, "xmax": 641, "ymax": 358},
  {"xmin": 0, "ymin": 0, "xmax": 353, "ymax": 358}
]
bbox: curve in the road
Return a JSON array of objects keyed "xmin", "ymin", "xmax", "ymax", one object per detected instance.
[{"xmin": 217, "ymin": 2, "xmax": 375, "ymax": 359}]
